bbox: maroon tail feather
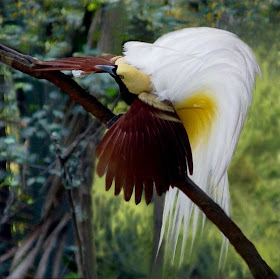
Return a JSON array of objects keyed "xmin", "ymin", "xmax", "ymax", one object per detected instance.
[{"xmin": 33, "ymin": 55, "xmax": 116, "ymax": 74}]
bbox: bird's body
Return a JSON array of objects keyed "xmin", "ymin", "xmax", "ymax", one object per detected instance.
[
  {"xmin": 121, "ymin": 27, "xmax": 260, "ymax": 259},
  {"xmin": 34, "ymin": 27, "xmax": 260, "ymax": 262}
]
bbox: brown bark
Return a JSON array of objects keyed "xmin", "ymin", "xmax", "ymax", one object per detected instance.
[
  {"xmin": 0, "ymin": 43, "xmax": 278, "ymax": 279},
  {"xmin": 97, "ymin": 2, "xmax": 128, "ymax": 54}
]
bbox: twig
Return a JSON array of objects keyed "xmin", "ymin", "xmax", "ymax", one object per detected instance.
[
  {"xmin": 66, "ymin": 189, "xmax": 85, "ymax": 278},
  {"xmin": 0, "ymin": 189, "xmax": 16, "ymax": 226},
  {"xmin": 61, "ymin": 120, "xmax": 102, "ymax": 162},
  {"xmin": 53, "ymin": 229, "xmax": 67, "ymax": 278},
  {"xmin": 35, "ymin": 214, "xmax": 70, "ymax": 278},
  {"xmin": 0, "ymin": 247, "xmax": 18, "ymax": 263},
  {"xmin": 7, "ymin": 218, "xmax": 52, "ymax": 279}
]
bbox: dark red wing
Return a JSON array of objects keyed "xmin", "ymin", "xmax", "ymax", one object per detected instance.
[
  {"xmin": 33, "ymin": 55, "xmax": 116, "ymax": 73},
  {"xmin": 96, "ymin": 97, "xmax": 193, "ymax": 205}
]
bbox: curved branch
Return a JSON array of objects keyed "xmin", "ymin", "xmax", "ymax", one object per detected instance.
[
  {"xmin": 0, "ymin": 43, "xmax": 114, "ymax": 125},
  {"xmin": 0, "ymin": 43, "xmax": 277, "ymax": 279}
]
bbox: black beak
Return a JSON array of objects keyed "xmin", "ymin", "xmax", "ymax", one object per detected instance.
[
  {"xmin": 96, "ymin": 64, "xmax": 136, "ymax": 106},
  {"xmin": 95, "ymin": 65, "xmax": 117, "ymax": 77}
]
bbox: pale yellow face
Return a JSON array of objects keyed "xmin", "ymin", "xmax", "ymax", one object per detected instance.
[{"xmin": 114, "ymin": 58, "xmax": 153, "ymax": 95}]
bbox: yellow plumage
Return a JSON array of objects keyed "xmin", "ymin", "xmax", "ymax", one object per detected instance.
[{"xmin": 174, "ymin": 93, "xmax": 217, "ymax": 148}]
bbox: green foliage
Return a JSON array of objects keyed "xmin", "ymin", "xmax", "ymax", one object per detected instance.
[{"xmin": 93, "ymin": 177, "xmax": 153, "ymax": 279}]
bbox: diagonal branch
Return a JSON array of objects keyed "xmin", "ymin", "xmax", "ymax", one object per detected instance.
[
  {"xmin": 0, "ymin": 43, "xmax": 114, "ymax": 125},
  {"xmin": 0, "ymin": 43, "xmax": 277, "ymax": 279},
  {"xmin": 177, "ymin": 178, "xmax": 277, "ymax": 279}
]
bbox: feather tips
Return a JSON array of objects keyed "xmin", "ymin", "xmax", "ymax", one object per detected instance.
[{"xmin": 96, "ymin": 95, "xmax": 193, "ymax": 205}]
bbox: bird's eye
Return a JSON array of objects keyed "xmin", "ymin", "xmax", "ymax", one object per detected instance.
[{"xmin": 119, "ymin": 75, "xmax": 124, "ymax": 79}]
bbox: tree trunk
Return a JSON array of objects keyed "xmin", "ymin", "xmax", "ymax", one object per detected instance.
[
  {"xmin": 0, "ymin": 75, "xmax": 13, "ymax": 278},
  {"xmin": 150, "ymin": 194, "xmax": 165, "ymax": 279},
  {"xmin": 97, "ymin": 2, "xmax": 128, "ymax": 54}
]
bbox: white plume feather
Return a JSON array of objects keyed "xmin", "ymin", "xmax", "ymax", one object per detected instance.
[{"xmin": 123, "ymin": 27, "xmax": 261, "ymax": 262}]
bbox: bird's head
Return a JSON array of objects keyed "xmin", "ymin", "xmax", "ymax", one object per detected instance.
[{"xmin": 96, "ymin": 57, "xmax": 154, "ymax": 96}]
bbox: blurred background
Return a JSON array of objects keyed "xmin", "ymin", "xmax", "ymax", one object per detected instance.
[{"xmin": 0, "ymin": 0, "xmax": 279, "ymax": 278}]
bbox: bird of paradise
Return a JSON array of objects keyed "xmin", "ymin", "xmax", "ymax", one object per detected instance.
[{"xmin": 34, "ymin": 27, "xmax": 260, "ymax": 262}]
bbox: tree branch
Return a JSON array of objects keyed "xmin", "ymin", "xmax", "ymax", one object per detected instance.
[
  {"xmin": 0, "ymin": 43, "xmax": 277, "ymax": 279},
  {"xmin": 0, "ymin": 43, "xmax": 114, "ymax": 125},
  {"xmin": 177, "ymin": 178, "xmax": 277, "ymax": 279}
]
